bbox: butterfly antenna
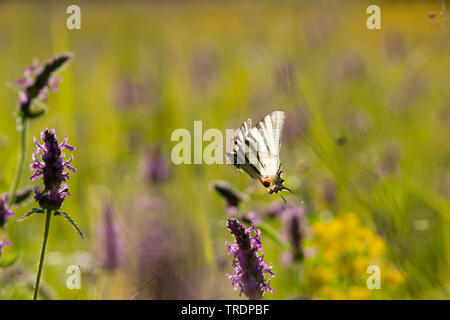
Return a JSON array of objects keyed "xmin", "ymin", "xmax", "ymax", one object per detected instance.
[
  {"xmin": 282, "ymin": 185, "xmax": 294, "ymax": 194},
  {"xmin": 279, "ymin": 193, "xmax": 287, "ymax": 204}
]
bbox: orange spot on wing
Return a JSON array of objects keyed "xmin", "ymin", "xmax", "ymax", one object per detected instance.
[{"xmin": 263, "ymin": 178, "xmax": 272, "ymax": 184}]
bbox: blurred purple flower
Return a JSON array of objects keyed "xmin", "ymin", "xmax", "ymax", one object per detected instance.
[
  {"xmin": 280, "ymin": 204, "xmax": 307, "ymax": 262},
  {"xmin": 377, "ymin": 145, "xmax": 400, "ymax": 178},
  {"xmin": 135, "ymin": 220, "xmax": 193, "ymax": 299},
  {"xmin": 302, "ymin": 9, "xmax": 335, "ymax": 48},
  {"xmin": 189, "ymin": 45, "xmax": 220, "ymax": 93},
  {"xmin": 266, "ymin": 203, "xmax": 309, "ymax": 264},
  {"xmin": 0, "ymin": 234, "xmax": 11, "ymax": 252},
  {"xmin": 244, "ymin": 211, "xmax": 261, "ymax": 226},
  {"xmin": 283, "ymin": 106, "xmax": 309, "ymax": 146},
  {"xmin": 330, "ymin": 51, "xmax": 366, "ymax": 83},
  {"xmin": 30, "ymin": 128, "xmax": 76, "ymax": 210},
  {"xmin": 140, "ymin": 147, "xmax": 171, "ymax": 184},
  {"xmin": 322, "ymin": 179, "xmax": 337, "ymax": 205},
  {"xmin": 345, "ymin": 108, "xmax": 372, "ymax": 135},
  {"xmin": 266, "ymin": 202, "xmax": 286, "ymax": 218},
  {"xmin": 389, "ymin": 73, "xmax": 428, "ymax": 112},
  {"xmin": 0, "ymin": 195, "xmax": 14, "ymax": 228},
  {"xmin": 99, "ymin": 205, "xmax": 123, "ymax": 272},
  {"xmin": 134, "ymin": 196, "xmax": 167, "ymax": 213},
  {"xmin": 113, "ymin": 77, "xmax": 149, "ymax": 110},
  {"xmin": 211, "ymin": 181, "xmax": 247, "ymax": 214},
  {"xmin": 274, "ymin": 58, "xmax": 297, "ymax": 94},
  {"xmin": 383, "ymin": 32, "xmax": 406, "ymax": 61},
  {"xmin": 15, "ymin": 53, "xmax": 72, "ymax": 117},
  {"xmin": 225, "ymin": 218, "xmax": 274, "ymax": 300}
]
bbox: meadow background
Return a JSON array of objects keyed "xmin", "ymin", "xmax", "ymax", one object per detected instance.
[{"xmin": 0, "ymin": 0, "xmax": 449, "ymax": 299}]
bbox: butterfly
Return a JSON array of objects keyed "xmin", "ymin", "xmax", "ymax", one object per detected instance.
[{"xmin": 226, "ymin": 110, "xmax": 292, "ymax": 196}]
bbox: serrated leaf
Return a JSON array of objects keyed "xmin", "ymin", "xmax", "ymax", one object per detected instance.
[
  {"xmin": 15, "ymin": 208, "xmax": 44, "ymax": 223},
  {"xmin": 55, "ymin": 210, "xmax": 83, "ymax": 239}
]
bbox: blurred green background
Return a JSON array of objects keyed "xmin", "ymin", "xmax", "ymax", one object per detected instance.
[{"xmin": 0, "ymin": 0, "xmax": 449, "ymax": 299}]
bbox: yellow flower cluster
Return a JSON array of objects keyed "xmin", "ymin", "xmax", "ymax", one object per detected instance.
[{"xmin": 305, "ymin": 213, "xmax": 404, "ymax": 299}]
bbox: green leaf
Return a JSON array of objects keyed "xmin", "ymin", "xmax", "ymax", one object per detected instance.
[
  {"xmin": 15, "ymin": 208, "xmax": 44, "ymax": 223},
  {"xmin": 0, "ymin": 252, "xmax": 18, "ymax": 268},
  {"xmin": 257, "ymin": 221, "xmax": 291, "ymax": 251},
  {"xmin": 26, "ymin": 108, "xmax": 47, "ymax": 119},
  {"xmin": 55, "ymin": 211, "xmax": 83, "ymax": 239}
]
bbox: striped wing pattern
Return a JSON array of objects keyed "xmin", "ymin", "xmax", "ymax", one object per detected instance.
[{"xmin": 227, "ymin": 111, "xmax": 285, "ymax": 181}]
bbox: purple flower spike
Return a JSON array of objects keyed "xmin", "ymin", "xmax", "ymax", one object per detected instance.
[
  {"xmin": 15, "ymin": 53, "xmax": 72, "ymax": 118},
  {"xmin": 34, "ymin": 184, "xmax": 71, "ymax": 211},
  {"xmin": 267, "ymin": 203, "xmax": 309, "ymax": 264},
  {"xmin": 280, "ymin": 204, "xmax": 307, "ymax": 262},
  {"xmin": 99, "ymin": 205, "xmax": 122, "ymax": 272},
  {"xmin": 30, "ymin": 129, "xmax": 76, "ymax": 210},
  {"xmin": 225, "ymin": 218, "xmax": 274, "ymax": 300},
  {"xmin": 140, "ymin": 147, "xmax": 171, "ymax": 184},
  {"xmin": 211, "ymin": 181, "xmax": 247, "ymax": 214},
  {"xmin": 0, "ymin": 196, "xmax": 14, "ymax": 228},
  {"xmin": 30, "ymin": 129, "xmax": 76, "ymax": 187}
]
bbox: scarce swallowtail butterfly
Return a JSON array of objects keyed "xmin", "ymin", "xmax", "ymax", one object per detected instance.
[{"xmin": 226, "ymin": 110, "xmax": 292, "ymax": 196}]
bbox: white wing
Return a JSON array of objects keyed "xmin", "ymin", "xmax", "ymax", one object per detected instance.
[
  {"xmin": 226, "ymin": 118, "xmax": 251, "ymax": 167},
  {"xmin": 226, "ymin": 111, "xmax": 285, "ymax": 180},
  {"xmin": 247, "ymin": 111, "xmax": 285, "ymax": 177}
]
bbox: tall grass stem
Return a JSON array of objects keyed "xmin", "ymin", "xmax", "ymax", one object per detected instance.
[{"xmin": 8, "ymin": 116, "xmax": 28, "ymax": 206}]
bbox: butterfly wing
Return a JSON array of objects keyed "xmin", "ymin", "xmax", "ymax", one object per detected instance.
[
  {"xmin": 226, "ymin": 118, "xmax": 250, "ymax": 166},
  {"xmin": 226, "ymin": 118, "xmax": 263, "ymax": 180},
  {"xmin": 247, "ymin": 111, "xmax": 285, "ymax": 178},
  {"xmin": 227, "ymin": 111, "xmax": 286, "ymax": 185}
]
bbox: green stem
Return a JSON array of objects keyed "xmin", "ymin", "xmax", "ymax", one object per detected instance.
[
  {"xmin": 33, "ymin": 209, "xmax": 52, "ymax": 300},
  {"xmin": 8, "ymin": 116, "xmax": 28, "ymax": 206},
  {"xmin": 257, "ymin": 221, "xmax": 291, "ymax": 250}
]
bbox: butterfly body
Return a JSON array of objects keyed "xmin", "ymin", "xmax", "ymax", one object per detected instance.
[{"xmin": 227, "ymin": 111, "xmax": 289, "ymax": 194}]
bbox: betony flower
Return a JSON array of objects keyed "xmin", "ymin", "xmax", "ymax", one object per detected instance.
[
  {"xmin": 98, "ymin": 205, "xmax": 123, "ymax": 272},
  {"xmin": 211, "ymin": 181, "xmax": 247, "ymax": 214},
  {"xmin": 135, "ymin": 219, "xmax": 194, "ymax": 299},
  {"xmin": 225, "ymin": 218, "xmax": 274, "ymax": 300},
  {"xmin": 283, "ymin": 106, "xmax": 309, "ymax": 146},
  {"xmin": 322, "ymin": 179, "xmax": 337, "ymax": 205},
  {"xmin": 30, "ymin": 128, "xmax": 76, "ymax": 210},
  {"xmin": 280, "ymin": 204, "xmax": 307, "ymax": 263},
  {"xmin": 33, "ymin": 184, "xmax": 71, "ymax": 211},
  {"xmin": 267, "ymin": 202, "xmax": 309, "ymax": 264},
  {"xmin": 113, "ymin": 76, "xmax": 149, "ymax": 110},
  {"xmin": 189, "ymin": 45, "xmax": 220, "ymax": 93},
  {"xmin": 244, "ymin": 211, "xmax": 261, "ymax": 226},
  {"xmin": 140, "ymin": 147, "xmax": 171, "ymax": 184},
  {"xmin": 15, "ymin": 53, "xmax": 72, "ymax": 118},
  {"xmin": 273, "ymin": 58, "xmax": 297, "ymax": 94},
  {"xmin": 0, "ymin": 195, "xmax": 14, "ymax": 228}
]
